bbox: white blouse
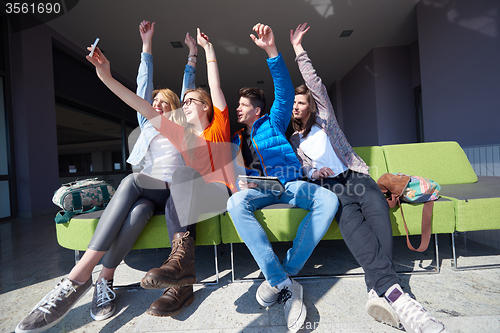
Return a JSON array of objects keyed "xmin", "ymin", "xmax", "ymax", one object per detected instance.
[
  {"xmin": 141, "ymin": 134, "xmax": 183, "ymax": 182},
  {"xmin": 299, "ymin": 125, "xmax": 347, "ymax": 179}
]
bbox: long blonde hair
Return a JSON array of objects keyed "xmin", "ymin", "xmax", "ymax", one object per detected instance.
[{"xmin": 153, "ymin": 88, "xmax": 185, "ymax": 126}]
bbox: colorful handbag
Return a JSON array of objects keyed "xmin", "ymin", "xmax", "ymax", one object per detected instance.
[
  {"xmin": 52, "ymin": 178, "xmax": 115, "ymax": 224},
  {"xmin": 377, "ymin": 173, "xmax": 440, "ymax": 252}
]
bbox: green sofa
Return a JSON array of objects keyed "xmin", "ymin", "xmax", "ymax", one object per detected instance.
[
  {"xmin": 56, "ymin": 210, "xmax": 222, "ymax": 284},
  {"xmin": 55, "ymin": 141, "xmax": 499, "ymax": 281},
  {"xmin": 382, "ymin": 141, "xmax": 500, "ymax": 270}
]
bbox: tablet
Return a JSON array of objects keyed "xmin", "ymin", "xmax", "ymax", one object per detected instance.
[{"xmin": 238, "ymin": 175, "xmax": 286, "ymax": 193}]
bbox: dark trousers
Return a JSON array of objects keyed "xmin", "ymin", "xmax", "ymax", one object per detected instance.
[
  {"xmin": 165, "ymin": 166, "xmax": 231, "ymax": 244},
  {"xmin": 316, "ymin": 170, "xmax": 400, "ymax": 295}
]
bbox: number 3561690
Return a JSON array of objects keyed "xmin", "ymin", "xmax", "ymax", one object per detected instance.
[{"xmin": 5, "ymin": 2, "xmax": 61, "ymax": 14}]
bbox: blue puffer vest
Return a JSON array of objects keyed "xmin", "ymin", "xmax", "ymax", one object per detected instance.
[{"xmin": 232, "ymin": 53, "xmax": 302, "ymax": 185}]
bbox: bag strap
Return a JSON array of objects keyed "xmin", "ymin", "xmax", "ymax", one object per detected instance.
[
  {"xmin": 100, "ymin": 185, "xmax": 111, "ymax": 204},
  {"xmin": 55, "ymin": 210, "xmax": 78, "ymax": 224},
  {"xmin": 397, "ymin": 199, "xmax": 433, "ymax": 252},
  {"xmin": 54, "ymin": 206, "xmax": 104, "ymax": 224},
  {"xmin": 71, "ymin": 192, "xmax": 83, "ymax": 211}
]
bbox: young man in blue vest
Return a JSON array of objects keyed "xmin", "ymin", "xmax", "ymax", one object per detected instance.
[{"xmin": 227, "ymin": 23, "xmax": 339, "ymax": 333}]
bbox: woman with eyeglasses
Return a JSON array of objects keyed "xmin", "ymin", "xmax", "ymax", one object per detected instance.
[
  {"xmin": 15, "ymin": 21, "xmax": 203, "ymax": 333},
  {"xmin": 85, "ymin": 27, "xmax": 235, "ymax": 317}
]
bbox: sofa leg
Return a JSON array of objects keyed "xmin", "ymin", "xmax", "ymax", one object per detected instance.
[
  {"xmin": 199, "ymin": 244, "xmax": 219, "ymax": 286},
  {"xmin": 434, "ymin": 234, "xmax": 440, "ymax": 273},
  {"xmin": 451, "ymin": 231, "xmax": 500, "ymax": 271},
  {"xmin": 74, "ymin": 250, "xmax": 80, "ymax": 265},
  {"xmin": 452, "ymin": 232, "xmax": 458, "ymax": 270}
]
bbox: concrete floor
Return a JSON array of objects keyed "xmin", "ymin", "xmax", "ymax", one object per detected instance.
[{"xmin": 2, "ymin": 213, "xmax": 500, "ymax": 333}]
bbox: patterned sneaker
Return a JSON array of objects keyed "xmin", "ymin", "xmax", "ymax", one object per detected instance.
[
  {"xmin": 256, "ymin": 280, "xmax": 280, "ymax": 307},
  {"xmin": 277, "ymin": 279, "xmax": 307, "ymax": 333},
  {"xmin": 90, "ymin": 278, "xmax": 116, "ymax": 321},
  {"xmin": 15, "ymin": 277, "xmax": 92, "ymax": 333},
  {"xmin": 366, "ymin": 289, "xmax": 401, "ymax": 328},
  {"xmin": 385, "ymin": 284, "xmax": 446, "ymax": 333}
]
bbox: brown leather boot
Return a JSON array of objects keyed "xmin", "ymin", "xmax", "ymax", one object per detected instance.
[
  {"xmin": 140, "ymin": 231, "xmax": 196, "ymax": 289},
  {"xmin": 146, "ymin": 285, "xmax": 194, "ymax": 317}
]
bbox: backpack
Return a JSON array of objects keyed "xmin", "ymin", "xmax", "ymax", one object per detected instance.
[
  {"xmin": 377, "ymin": 173, "xmax": 441, "ymax": 252},
  {"xmin": 52, "ymin": 178, "xmax": 115, "ymax": 224}
]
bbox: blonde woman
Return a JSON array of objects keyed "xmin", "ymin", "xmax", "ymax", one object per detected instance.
[
  {"xmin": 16, "ymin": 21, "xmax": 197, "ymax": 333},
  {"xmin": 85, "ymin": 27, "xmax": 235, "ymax": 317}
]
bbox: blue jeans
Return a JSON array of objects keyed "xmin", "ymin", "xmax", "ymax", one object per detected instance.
[{"xmin": 227, "ymin": 180, "xmax": 338, "ymax": 287}]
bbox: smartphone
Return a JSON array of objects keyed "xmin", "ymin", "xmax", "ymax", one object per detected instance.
[{"xmin": 89, "ymin": 38, "xmax": 100, "ymax": 57}]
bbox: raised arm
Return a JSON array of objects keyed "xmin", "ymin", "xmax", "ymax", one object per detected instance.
[
  {"xmin": 290, "ymin": 22, "xmax": 309, "ymax": 57},
  {"xmin": 290, "ymin": 23, "xmax": 336, "ymax": 131},
  {"xmin": 250, "ymin": 23, "xmax": 278, "ymax": 58},
  {"xmin": 197, "ymin": 28, "xmax": 226, "ymax": 111},
  {"xmin": 87, "ymin": 46, "xmax": 161, "ymax": 128},
  {"xmin": 251, "ymin": 23, "xmax": 293, "ymax": 134},
  {"xmin": 181, "ymin": 32, "xmax": 198, "ymax": 99},
  {"xmin": 135, "ymin": 20, "xmax": 156, "ymax": 130}
]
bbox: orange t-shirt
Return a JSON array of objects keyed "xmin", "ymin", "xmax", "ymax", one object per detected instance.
[{"xmin": 160, "ymin": 105, "xmax": 236, "ymax": 192}]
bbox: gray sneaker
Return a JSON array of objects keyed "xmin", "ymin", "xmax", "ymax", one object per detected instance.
[
  {"xmin": 256, "ymin": 280, "xmax": 280, "ymax": 307},
  {"xmin": 385, "ymin": 284, "xmax": 446, "ymax": 333},
  {"xmin": 366, "ymin": 289, "xmax": 401, "ymax": 328},
  {"xmin": 15, "ymin": 277, "xmax": 92, "ymax": 333},
  {"xmin": 90, "ymin": 278, "xmax": 116, "ymax": 321},
  {"xmin": 277, "ymin": 279, "xmax": 307, "ymax": 333}
]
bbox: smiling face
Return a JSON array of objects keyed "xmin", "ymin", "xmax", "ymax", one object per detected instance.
[
  {"xmin": 236, "ymin": 97, "xmax": 261, "ymax": 129},
  {"xmin": 182, "ymin": 91, "xmax": 208, "ymax": 125},
  {"xmin": 293, "ymin": 94, "xmax": 311, "ymax": 122},
  {"xmin": 152, "ymin": 94, "xmax": 172, "ymax": 117}
]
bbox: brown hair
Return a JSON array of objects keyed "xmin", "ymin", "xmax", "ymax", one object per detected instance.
[
  {"xmin": 183, "ymin": 88, "xmax": 214, "ymax": 124},
  {"xmin": 292, "ymin": 84, "xmax": 317, "ymax": 138},
  {"xmin": 238, "ymin": 87, "xmax": 266, "ymax": 115},
  {"xmin": 181, "ymin": 88, "xmax": 214, "ymax": 160}
]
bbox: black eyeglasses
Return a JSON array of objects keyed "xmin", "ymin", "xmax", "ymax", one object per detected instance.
[{"xmin": 181, "ymin": 97, "xmax": 204, "ymax": 107}]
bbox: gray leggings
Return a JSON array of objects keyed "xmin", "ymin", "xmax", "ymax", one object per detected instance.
[{"xmin": 87, "ymin": 173, "xmax": 171, "ymax": 269}]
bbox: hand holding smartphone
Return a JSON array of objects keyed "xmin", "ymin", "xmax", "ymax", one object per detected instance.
[{"xmin": 89, "ymin": 38, "xmax": 100, "ymax": 57}]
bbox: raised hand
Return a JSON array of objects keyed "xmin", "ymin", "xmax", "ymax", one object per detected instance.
[
  {"xmin": 197, "ymin": 28, "xmax": 210, "ymax": 49},
  {"xmin": 290, "ymin": 22, "xmax": 310, "ymax": 48},
  {"xmin": 139, "ymin": 20, "xmax": 155, "ymax": 43},
  {"xmin": 250, "ymin": 23, "xmax": 278, "ymax": 58},
  {"xmin": 86, "ymin": 46, "xmax": 111, "ymax": 82},
  {"xmin": 185, "ymin": 32, "xmax": 197, "ymax": 55}
]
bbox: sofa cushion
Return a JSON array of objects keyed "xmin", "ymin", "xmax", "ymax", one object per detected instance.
[
  {"xmin": 221, "ymin": 204, "xmax": 343, "ymax": 244},
  {"xmin": 382, "ymin": 141, "xmax": 477, "ymax": 185},
  {"xmin": 353, "ymin": 146, "xmax": 388, "ymax": 180},
  {"xmin": 440, "ymin": 176, "xmax": 500, "ymax": 232},
  {"xmin": 391, "ymin": 198, "xmax": 456, "ymax": 235},
  {"xmin": 56, "ymin": 210, "xmax": 221, "ymax": 251}
]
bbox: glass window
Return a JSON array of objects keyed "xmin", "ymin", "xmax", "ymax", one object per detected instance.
[{"xmin": 56, "ymin": 104, "xmax": 134, "ymax": 176}]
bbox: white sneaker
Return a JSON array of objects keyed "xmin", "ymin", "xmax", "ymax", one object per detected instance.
[
  {"xmin": 366, "ymin": 289, "xmax": 401, "ymax": 328},
  {"xmin": 256, "ymin": 280, "xmax": 280, "ymax": 307},
  {"xmin": 277, "ymin": 279, "xmax": 307, "ymax": 332},
  {"xmin": 385, "ymin": 284, "xmax": 446, "ymax": 333}
]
